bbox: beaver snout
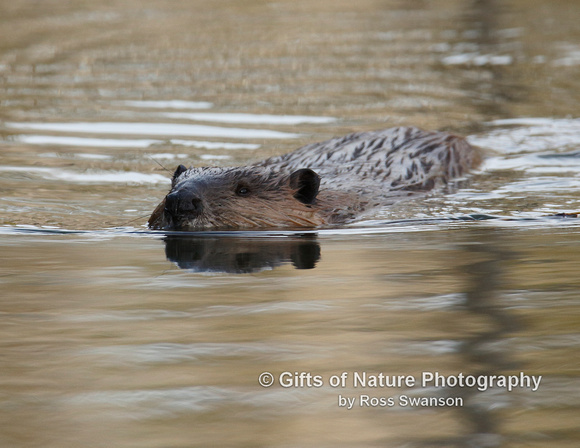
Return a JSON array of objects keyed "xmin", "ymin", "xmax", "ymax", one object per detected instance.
[{"xmin": 165, "ymin": 189, "xmax": 203, "ymax": 218}]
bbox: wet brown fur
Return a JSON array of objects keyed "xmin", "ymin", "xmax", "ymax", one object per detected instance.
[{"xmin": 148, "ymin": 126, "xmax": 480, "ymax": 231}]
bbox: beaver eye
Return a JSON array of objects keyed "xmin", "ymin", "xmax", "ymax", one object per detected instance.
[{"xmin": 236, "ymin": 185, "xmax": 250, "ymax": 197}]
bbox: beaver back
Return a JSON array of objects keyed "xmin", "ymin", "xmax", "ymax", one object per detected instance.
[{"xmin": 257, "ymin": 126, "xmax": 480, "ymax": 195}]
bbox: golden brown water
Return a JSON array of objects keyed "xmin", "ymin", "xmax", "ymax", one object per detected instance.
[{"xmin": 1, "ymin": 1, "xmax": 580, "ymax": 447}]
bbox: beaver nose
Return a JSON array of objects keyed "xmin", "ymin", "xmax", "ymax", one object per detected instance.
[{"xmin": 165, "ymin": 189, "xmax": 203, "ymax": 217}]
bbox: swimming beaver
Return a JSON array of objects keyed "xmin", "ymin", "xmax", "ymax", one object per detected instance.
[{"xmin": 148, "ymin": 126, "xmax": 480, "ymax": 231}]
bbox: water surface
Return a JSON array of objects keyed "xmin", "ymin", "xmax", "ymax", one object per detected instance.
[{"xmin": 1, "ymin": 1, "xmax": 580, "ymax": 447}]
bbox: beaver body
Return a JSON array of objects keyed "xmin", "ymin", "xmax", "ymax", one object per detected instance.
[{"xmin": 148, "ymin": 126, "xmax": 480, "ymax": 231}]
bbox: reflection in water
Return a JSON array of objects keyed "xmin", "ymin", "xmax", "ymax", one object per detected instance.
[
  {"xmin": 445, "ymin": 0, "xmax": 524, "ymax": 122},
  {"xmin": 455, "ymin": 229, "xmax": 521, "ymax": 446},
  {"xmin": 163, "ymin": 234, "xmax": 321, "ymax": 272},
  {"xmin": 361, "ymin": 227, "xmax": 524, "ymax": 448}
]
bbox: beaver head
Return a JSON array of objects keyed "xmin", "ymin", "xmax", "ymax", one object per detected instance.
[{"xmin": 148, "ymin": 164, "xmax": 325, "ymax": 230}]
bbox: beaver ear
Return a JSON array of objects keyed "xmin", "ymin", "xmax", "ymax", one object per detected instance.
[
  {"xmin": 289, "ymin": 168, "xmax": 320, "ymax": 204},
  {"xmin": 172, "ymin": 164, "xmax": 188, "ymax": 185}
]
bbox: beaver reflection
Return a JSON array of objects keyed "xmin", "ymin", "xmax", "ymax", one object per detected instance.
[{"xmin": 163, "ymin": 235, "xmax": 320, "ymax": 273}]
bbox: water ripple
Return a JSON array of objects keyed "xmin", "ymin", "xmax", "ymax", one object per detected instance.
[
  {"xmin": 64, "ymin": 386, "xmax": 314, "ymax": 419},
  {"xmin": 6, "ymin": 121, "xmax": 301, "ymax": 139},
  {"xmin": 82, "ymin": 342, "xmax": 321, "ymax": 364},
  {"xmin": 116, "ymin": 100, "xmax": 214, "ymax": 109},
  {"xmin": 0, "ymin": 166, "xmax": 169, "ymax": 184},
  {"xmin": 163, "ymin": 112, "xmax": 336, "ymax": 125},
  {"xmin": 14, "ymin": 134, "xmax": 260, "ymax": 150},
  {"xmin": 468, "ymin": 118, "xmax": 580, "ymax": 154}
]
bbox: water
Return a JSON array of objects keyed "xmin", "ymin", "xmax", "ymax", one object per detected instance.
[{"xmin": 1, "ymin": 1, "xmax": 580, "ymax": 447}]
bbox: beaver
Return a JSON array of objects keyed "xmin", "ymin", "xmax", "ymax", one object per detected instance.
[{"xmin": 148, "ymin": 126, "xmax": 481, "ymax": 231}]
